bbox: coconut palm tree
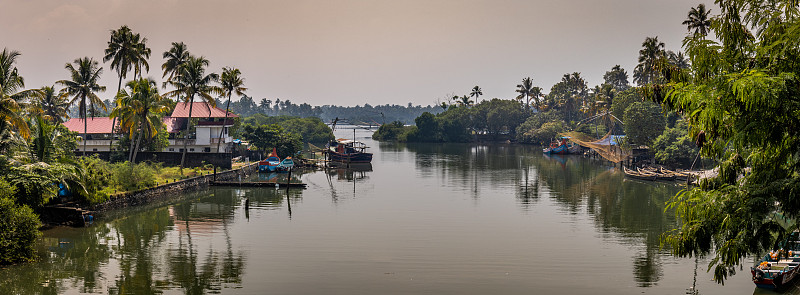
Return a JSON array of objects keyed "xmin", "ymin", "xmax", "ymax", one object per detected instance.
[
  {"xmin": 117, "ymin": 78, "xmax": 169, "ymax": 163},
  {"xmin": 104, "ymin": 26, "xmax": 151, "ymax": 150},
  {"xmin": 516, "ymin": 77, "xmax": 535, "ymax": 111},
  {"xmin": 0, "ymin": 48, "xmax": 33, "ymax": 139},
  {"xmin": 57, "ymin": 57, "xmax": 106, "ymax": 156},
  {"xmin": 161, "ymin": 42, "xmax": 190, "ymax": 88},
  {"xmin": 459, "ymin": 95, "xmax": 473, "ymax": 107},
  {"xmin": 30, "ymin": 86, "xmax": 69, "ymax": 124},
  {"xmin": 165, "ymin": 55, "xmax": 221, "ymax": 170},
  {"xmin": 470, "ymin": 86, "xmax": 482, "ymax": 103},
  {"xmin": 216, "ymin": 67, "xmax": 247, "ymax": 153},
  {"xmin": 682, "ymin": 4, "xmax": 712, "ymax": 37},
  {"xmin": 633, "ymin": 37, "xmax": 666, "ymax": 85}
]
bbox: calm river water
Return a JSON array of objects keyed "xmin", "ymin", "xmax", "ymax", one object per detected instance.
[{"xmin": 0, "ymin": 127, "xmax": 786, "ymax": 294}]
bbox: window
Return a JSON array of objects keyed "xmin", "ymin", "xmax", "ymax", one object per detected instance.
[
  {"xmin": 169, "ymin": 148, "xmax": 174, "ymax": 151},
  {"xmin": 179, "ymin": 149, "xmax": 184, "ymax": 152},
  {"xmin": 189, "ymin": 148, "xmax": 195, "ymax": 152},
  {"xmin": 92, "ymin": 148, "xmax": 98, "ymax": 152},
  {"xmin": 204, "ymin": 147, "xmax": 211, "ymax": 152}
]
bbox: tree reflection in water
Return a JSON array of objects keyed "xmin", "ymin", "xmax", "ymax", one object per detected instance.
[
  {"xmin": 0, "ymin": 188, "xmax": 251, "ymax": 294},
  {"xmin": 406, "ymin": 142, "xmax": 681, "ymax": 288}
]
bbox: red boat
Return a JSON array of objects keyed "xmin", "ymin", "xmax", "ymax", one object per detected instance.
[{"xmin": 751, "ymin": 237, "xmax": 800, "ymax": 289}]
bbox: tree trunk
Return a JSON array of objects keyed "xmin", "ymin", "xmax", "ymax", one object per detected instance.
[
  {"xmin": 109, "ymin": 75, "xmax": 123, "ymax": 151},
  {"xmin": 128, "ymin": 128, "xmax": 138, "ymax": 162},
  {"xmin": 82, "ymin": 101, "xmax": 87, "ymax": 157},
  {"xmin": 132, "ymin": 123, "xmax": 144, "ymax": 164},
  {"xmin": 215, "ymin": 94, "xmax": 232, "ymax": 153},
  {"xmin": 180, "ymin": 97, "xmax": 195, "ymax": 172}
]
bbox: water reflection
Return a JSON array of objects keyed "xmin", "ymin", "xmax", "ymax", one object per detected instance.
[
  {"xmin": 0, "ymin": 189, "xmax": 254, "ymax": 294},
  {"xmin": 405, "ymin": 143, "xmax": 681, "ymax": 288}
]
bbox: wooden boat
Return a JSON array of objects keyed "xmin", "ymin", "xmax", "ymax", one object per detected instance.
[
  {"xmin": 277, "ymin": 157, "xmax": 294, "ymax": 172},
  {"xmin": 326, "ymin": 139, "xmax": 373, "ymax": 163},
  {"xmin": 258, "ymin": 148, "xmax": 281, "ymax": 172},
  {"xmin": 637, "ymin": 167, "xmax": 676, "ymax": 181},
  {"xmin": 623, "ymin": 166, "xmax": 657, "ymax": 181},
  {"xmin": 752, "ymin": 235, "xmax": 800, "ymax": 289},
  {"xmin": 543, "ymin": 137, "xmax": 579, "ymax": 155},
  {"xmin": 660, "ymin": 167, "xmax": 691, "ymax": 181}
]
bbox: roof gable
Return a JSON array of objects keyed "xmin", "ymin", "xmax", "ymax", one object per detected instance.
[
  {"xmin": 62, "ymin": 117, "xmax": 117, "ymax": 134},
  {"xmin": 170, "ymin": 102, "xmax": 238, "ymax": 118}
]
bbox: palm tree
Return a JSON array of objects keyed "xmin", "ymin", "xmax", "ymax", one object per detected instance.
[
  {"xmin": 161, "ymin": 42, "xmax": 190, "ymax": 88},
  {"xmin": 104, "ymin": 26, "xmax": 151, "ymax": 150},
  {"xmin": 459, "ymin": 95, "xmax": 473, "ymax": 107},
  {"xmin": 30, "ymin": 86, "xmax": 69, "ymax": 124},
  {"xmin": 633, "ymin": 36, "xmax": 666, "ymax": 85},
  {"xmin": 516, "ymin": 77, "xmax": 535, "ymax": 111},
  {"xmin": 470, "ymin": 86, "xmax": 483, "ymax": 103},
  {"xmin": 165, "ymin": 55, "xmax": 221, "ymax": 170},
  {"xmin": 117, "ymin": 78, "xmax": 169, "ymax": 163},
  {"xmin": 57, "ymin": 57, "xmax": 106, "ymax": 156},
  {"xmin": 0, "ymin": 48, "xmax": 32, "ymax": 139},
  {"xmin": 682, "ymin": 4, "xmax": 712, "ymax": 37},
  {"xmin": 216, "ymin": 67, "xmax": 247, "ymax": 153}
]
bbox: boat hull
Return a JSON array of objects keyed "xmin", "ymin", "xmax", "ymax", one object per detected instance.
[{"xmin": 328, "ymin": 151, "xmax": 373, "ymax": 163}]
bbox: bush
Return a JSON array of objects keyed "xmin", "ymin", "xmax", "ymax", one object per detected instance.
[
  {"xmin": 372, "ymin": 121, "xmax": 410, "ymax": 141},
  {"xmin": 112, "ymin": 162, "xmax": 157, "ymax": 191},
  {"xmin": 78, "ymin": 156, "xmax": 114, "ymax": 205},
  {"xmin": 0, "ymin": 179, "xmax": 40, "ymax": 265}
]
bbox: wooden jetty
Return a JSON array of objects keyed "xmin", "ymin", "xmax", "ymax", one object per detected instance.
[{"xmin": 211, "ymin": 181, "xmax": 307, "ymax": 188}]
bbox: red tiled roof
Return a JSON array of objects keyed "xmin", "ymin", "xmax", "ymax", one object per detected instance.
[
  {"xmin": 170, "ymin": 102, "xmax": 238, "ymax": 118},
  {"xmin": 62, "ymin": 117, "xmax": 117, "ymax": 134}
]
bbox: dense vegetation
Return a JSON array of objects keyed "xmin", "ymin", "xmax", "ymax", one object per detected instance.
[
  {"xmin": 220, "ymin": 96, "xmax": 441, "ymax": 125},
  {"xmin": 650, "ymin": 0, "xmax": 800, "ymax": 283}
]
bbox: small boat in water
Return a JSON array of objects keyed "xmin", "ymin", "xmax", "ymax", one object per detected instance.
[
  {"xmin": 543, "ymin": 137, "xmax": 580, "ymax": 155},
  {"xmin": 258, "ymin": 148, "xmax": 281, "ymax": 172},
  {"xmin": 326, "ymin": 138, "xmax": 372, "ymax": 164},
  {"xmin": 277, "ymin": 157, "xmax": 294, "ymax": 172},
  {"xmin": 752, "ymin": 235, "xmax": 800, "ymax": 289}
]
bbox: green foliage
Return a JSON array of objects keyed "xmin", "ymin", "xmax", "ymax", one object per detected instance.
[
  {"xmin": 241, "ymin": 124, "xmax": 303, "ymax": 158},
  {"xmin": 651, "ymin": 121, "xmax": 699, "ymax": 168},
  {"xmin": 242, "ymin": 114, "xmax": 333, "ymax": 143},
  {"xmin": 610, "ymin": 88, "xmax": 642, "ymax": 120},
  {"xmin": 653, "ymin": 0, "xmax": 800, "ymax": 283},
  {"xmin": 623, "ymin": 101, "xmax": 665, "ymax": 147},
  {"xmin": 372, "ymin": 121, "xmax": 411, "ymax": 141},
  {"xmin": 0, "ymin": 179, "xmax": 40, "ymax": 265},
  {"xmin": 411, "ymin": 112, "xmax": 440, "ymax": 142},
  {"xmin": 77, "ymin": 156, "xmax": 114, "ymax": 204},
  {"xmin": 112, "ymin": 162, "xmax": 157, "ymax": 191},
  {"xmin": 517, "ymin": 121, "xmax": 567, "ymax": 145}
]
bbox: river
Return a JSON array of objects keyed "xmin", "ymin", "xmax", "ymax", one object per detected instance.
[{"xmin": 0, "ymin": 126, "xmax": 783, "ymax": 294}]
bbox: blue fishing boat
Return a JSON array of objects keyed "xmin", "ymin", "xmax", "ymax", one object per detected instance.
[
  {"xmin": 277, "ymin": 157, "xmax": 294, "ymax": 172},
  {"xmin": 752, "ymin": 233, "xmax": 800, "ymax": 289},
  {"xmin": 258, "ymin": 148, "xmax": 281, "ymax": 172},
  {"xmin": 543, "ymin": 137, "xmax": 580, "ymax": 155}
]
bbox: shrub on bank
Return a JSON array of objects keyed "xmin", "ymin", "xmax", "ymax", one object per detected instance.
[
  {"xmin": 0, "ymin": 179, "xmax": 40, "ymax": 265},
  {"xmin": 112, "ymin": 162, "xmax": 157, "ymax": 191}
]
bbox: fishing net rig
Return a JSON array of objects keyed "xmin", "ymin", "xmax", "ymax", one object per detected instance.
[{"xmin": 560, "ymin": 111, "xmax": 631, "ymax": 163}]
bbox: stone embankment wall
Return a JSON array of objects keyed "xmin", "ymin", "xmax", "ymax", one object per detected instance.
[{"xmin": 92, "ymin": 163, "xmax": 257, "ymax": 213}]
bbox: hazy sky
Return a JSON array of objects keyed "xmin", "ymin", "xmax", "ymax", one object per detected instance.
[{"xmin": 1, "ymin": 0, "xmax": 714, "ymax": 107}]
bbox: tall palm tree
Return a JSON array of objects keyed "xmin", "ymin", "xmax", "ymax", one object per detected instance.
[
  {"xmin": 165, "ymin": 55, "xmax": 221, "ymax": 170},
  {"xmin": 0, "ymin": 48, "xmax": 33, "ymax": 139},
  {"xmin": 117, "ymin": 78, "xmax": 169, "ymax": 163},
  {"xmin": 30, "ymin": 86, "xmax": 69, "ymax": 124},
  {"xmin": 470, "ymin": 86, "xmax": 482, "ymax": 103},
  {"xmin": 216, "ymin": 67, "xmax": 247, "ymax": 153},
  {"xmin": 459, "ymin": 95, "xmax": 473, "ymax": 107},
  {"xmin": 161, "ymin": 42, "xmax": 190, "ymax": 88},
  {"xmin": 516, "ymin": 77, "xmax": 535, "ymax": 111},
  {"xmin": 57, "ymin": 57, "xmax": 106, "ymax": 156},
  {"xmin": 633, "ymin": 36, "xmax": 666, "ymax": 85},
  {"xmin": 682, "ymin": 4, "xmax": 712, "ymax": 37},
  {"xmin": 104, "ymin": 26, "xmax": 151, "ymax": 150}
]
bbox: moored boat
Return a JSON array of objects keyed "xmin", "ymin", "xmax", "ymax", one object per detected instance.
[
  {"xmin": 326, "ymin": 138, "xmax": 372, "ymax": 164},
  {"xmin": 258, "ymin": 148, "xmax": 281, "ymax": 172},
  {"xmin": 277, "ymin": 157, "xmax": 294, "ymax": 172},
  {"xmin": 623, "ymin": 166, "xmax": 657, "ymax": 181},
  {"xmin": 543, "ymin": 137, "xmax": 579, "ymax": 155},
  {"xmin": 752, "ymin": 236, "xmax": 800, "ymax": 289}
]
